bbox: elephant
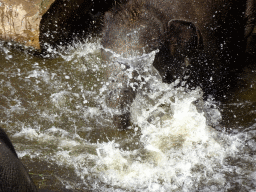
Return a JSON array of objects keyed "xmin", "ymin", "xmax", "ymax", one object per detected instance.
[
  {"xmin": 0, "ymin": 127, "xmax": 38, "ymax": 192},
  {"xmin": 101, "ymin": 0, "xmax": 205, "ymax": 129},
  {"xmin": 101, "ymin": 0, "xmax": 256, "ymax": 129},
  {"xmin": 39, "ymin": 0, "xmax": 128, "ymax": 53}
]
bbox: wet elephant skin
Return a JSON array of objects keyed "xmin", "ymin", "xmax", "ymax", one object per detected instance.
[{"xmin": 0, "ymin": 127, "xmax": 38, "ymax": 192}]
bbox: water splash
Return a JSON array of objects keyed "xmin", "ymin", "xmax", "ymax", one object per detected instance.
[{"xmin": 1, "ymin": 39, "xmax": 256, "ymax": 191}]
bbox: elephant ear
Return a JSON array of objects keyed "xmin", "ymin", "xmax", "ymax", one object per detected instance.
[{"xmin": 167, "ymin": 19, "xmax": 203, "ymax": 56}]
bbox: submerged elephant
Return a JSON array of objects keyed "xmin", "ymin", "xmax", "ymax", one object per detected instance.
[
  {"xmin": 0, "ymin": 127, "xmax": 38, "ymax": 192},
  {"xmin": 101, "ymin": 0, "xmax": 256, "ymax": 129}
]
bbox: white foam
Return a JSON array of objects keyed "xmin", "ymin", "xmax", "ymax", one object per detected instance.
[
  {"xmin": 59, "ymin": 38, "xmax": 102, "ymax": 63},
  {"xmin": 91, "ymin": 80, "xmax": 243, "ymax": 191}
]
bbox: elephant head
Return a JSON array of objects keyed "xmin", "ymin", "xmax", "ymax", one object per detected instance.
[{"xmin": 101, "ymin": 1, "xmax": 203, "ymax": 129}]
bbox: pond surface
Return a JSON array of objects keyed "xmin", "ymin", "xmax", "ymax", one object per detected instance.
[{"xmin": 0, "ymin": 39, "xmax": 256, "ymax": 192}]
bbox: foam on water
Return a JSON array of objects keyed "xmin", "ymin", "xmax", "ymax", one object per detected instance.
[
  {"xmin": 1, "ymin": 39, "xmax": 256, "ymax": 191},
  {"xmin": 93, "ymin": 84, "xmax": 241, "ymax": 191}
]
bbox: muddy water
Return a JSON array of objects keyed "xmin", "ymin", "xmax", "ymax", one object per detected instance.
[{"xmin": 0, "ymin": 39, "xmax": 256, "ymax": 192}]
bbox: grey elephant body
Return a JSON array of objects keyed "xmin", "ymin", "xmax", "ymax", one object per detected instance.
[
  {"xmin": 101, "ymin": 0, "xmax": 256, "ymax": 129},
  {"xmin": 0, "ymin": 127, "xmax": 37, "ymax": 192}
]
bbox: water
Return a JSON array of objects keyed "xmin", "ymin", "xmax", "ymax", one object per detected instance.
[{"xmin": 0, "ymin": 39, "xmax": 256, "ymax": 191}]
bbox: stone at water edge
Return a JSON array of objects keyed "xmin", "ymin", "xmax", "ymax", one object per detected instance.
[{"xmin": 0, "ymin": 0, "xmax": 55, "ymax": 49}]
